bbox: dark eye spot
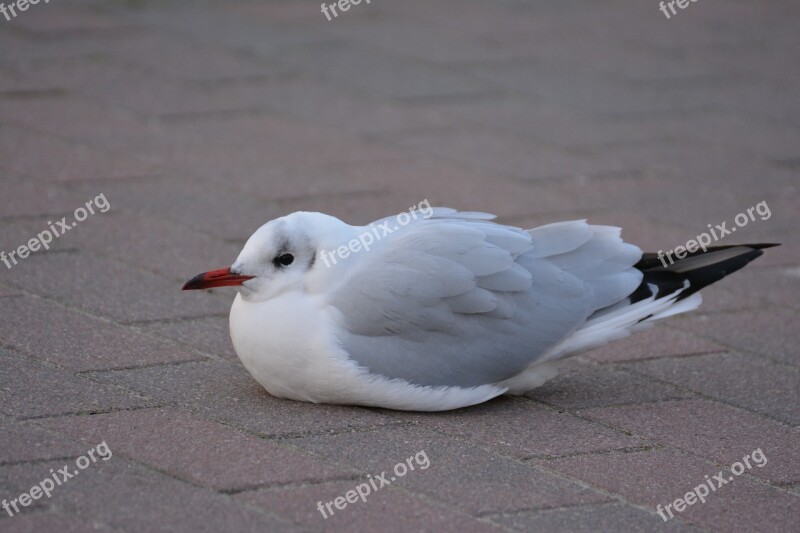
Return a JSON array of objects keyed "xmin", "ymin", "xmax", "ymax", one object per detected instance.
[{"xmin": 274, "ymin": 253, "xmax": 294, "ymax": 267}]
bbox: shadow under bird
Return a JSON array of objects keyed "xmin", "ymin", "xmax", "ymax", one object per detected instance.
[{"xmin": 182, "ymin": 208, "xmax": 777, "ymax": 411}]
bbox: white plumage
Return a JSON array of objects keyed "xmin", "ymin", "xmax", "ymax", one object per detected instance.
[{"xmin": 182, "ymin": 207, "xmax": 773, "ymax": 411}]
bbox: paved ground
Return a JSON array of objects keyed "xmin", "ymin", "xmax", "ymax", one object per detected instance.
[{"xmin": 1, "ymin": 0, "xmax": 798, "ymax": 531}]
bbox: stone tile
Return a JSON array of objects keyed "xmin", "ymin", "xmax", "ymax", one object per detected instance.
[
  {"xmin": 537, "ymin": 449, "xmax": 800, "ymax": 532},
  {"xmin": 0, "ymin": 459, "xmax": 299, "ymax": 531},
  {"xmin": 40, "ymin": 408, "xmax": 353, "ymax": 491},
  {"xmin": 0, "ymin": 284, "xmax": 21, "ymax": 297},
  {"xmin": 0, "ymin": 513, "xmax": 117, "ymax": 532},
  {"xmin": 9, "ymin": 5, "xmax": 123, "ymax": 33},
  {"xmin": 0, "ymin": 176, "xmax": 90, "ymax": 218},
  {"xmin": 86, "ymin": 360, "xmax": 399, "ymax": 438},
  {"xmin": 19, "ymin": 57, "xmax": 267, "ymax": 117},
  {"xmin": 142, "ymin": 316, "xmax": 237, "ymax": 360},
  {"xmin": 527, "ymin": 360, "xmax": 693, "ymax": 410},
  {"xmin": 585, "ymin": 400, "xmax": 799, "ymax": 484},
  {"xmin": 2, "ymin": 252, "xmax": 231, "ymax": 322},
  {"xmin": 0, "ymin": 124, "xmax": 150, "ymax": 182},
  {"xmin": 288, "ymin": 426, "xmax": 610, "ymax": 515},
  {"xmin": 223, "ymin": 77, "xmax": 466, "ymax": 134},
  {"xmin": 0, "ymin": 349, "xmax": 154, "ymax": 419},
  {"xmin": 238, "ymin": 481, "xmax": 503, "ymax": 532},
  {"xmin": 384, "ymin": 127, "xmax": 601, "ymax": 181},
  {"xmin": 585, "ymin": 325, "xmax": 726, "ymax": 364},
  {"xmin": 0, "ymin": 414, "xmax": 86, "ymax": 464},
  {"xmin": 60, "ymin": 209, "xmax": 243, "ymax": 281},
  {"xmin": 0, "ymin": 297, "xmax": 204, "ymax": 371},
  {"xmin": 0, "ymin": 97, "xmax": 156, "ymax": 151},
  {"xmin": 104, "ymin": 32, "xmax": 282, "ymax": 82},
  {"xmin": 627, "ymin": 353, "xmax": 800, "ymax": 425},
  {"xmin": 672, "ymin": 308, "xmax": 800, "ymax": 367},
  {"xmin": 489, "ymin": 502, "xmax": 697, "ymax": 532},
  {"xmin": 326, "ymin": 157, "xmax": 577, "ymax": 219},
  {"xmin": 277, "ymin": 41, "xmax": 498, "ymax": 100},
  {"xmin": 395, "ymin": 396, "xmax": 645, "ymax": 460}
]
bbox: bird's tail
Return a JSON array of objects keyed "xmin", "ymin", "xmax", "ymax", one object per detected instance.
[{"xmin": 540, "ymin": 243, "xmax": 778, "ymax": 361}]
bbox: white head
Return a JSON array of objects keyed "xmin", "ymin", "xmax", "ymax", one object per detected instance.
[{"xmin": 182, "ymin": 211, "xmax": 349, "ymax": 302}]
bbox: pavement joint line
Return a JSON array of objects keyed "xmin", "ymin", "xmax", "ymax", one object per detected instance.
[
  {"xmin": 78, "ymin": 357, "xmax": 225, "ymax": 376},
  {"xmin": 0, "ymin": 454, "xmax": 88, "ymax": 467},
  {"xmin": 0, "ymin": 88, "xmax": 69, "ymax": 99},
  {"xmin": 219, "ymin": 474, "xmax": 366, "ymax": 496},
  {"xmin": 620, "ymin": 356, "xmax": 800, "ymax": 425},
  {"xmin": 20, "ymin": 404, "xmax": 168, "ymax": 423},
  {"xmin": 263, "ymin": 420, "xmax": 413, "ymax": 442},
  {"xmin": 124, "ymin": 313, "xmax": 230, "ymax": 326},
  {"xmin": 0, "ymin": 292, "xmax": 227, "ymax": 365},
  {"xmin": 526, "ymin": 449, "xmax": 711, "ymax": 531},
  {"xmin": 521, "ymin": 445, "xmax": 663, "ymax": 462},
  {"xmin": 556, "ymin": 408, "xmax": 790, "ymax": 492}
]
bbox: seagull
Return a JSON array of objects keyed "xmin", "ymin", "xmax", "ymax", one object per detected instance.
[{"xmin": 182, "ymin": 208, "xmax": 776, "ymax": 412}]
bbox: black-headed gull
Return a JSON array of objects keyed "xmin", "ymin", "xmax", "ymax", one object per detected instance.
[{"xmin": 183, "ymin": 208, "xmax": 776, "ymax": 411}]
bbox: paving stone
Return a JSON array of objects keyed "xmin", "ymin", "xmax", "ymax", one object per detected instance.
[
  {"xmin": 537, "ymin": 449, "xmax": 800, "ymax": 531},
  {"xmin": 8, "ymin": 4, "xmax": 123, "ymax": 33},
  {"xmin": 0, "ymin": 176, "xmax": 92, "ymax": 218},
  {"xmin": 277, "ymin": 41, "xmax": 498, "ymax": 100},
  {"xmin": 142, "ymin": 316, "xmax": 237, "ymax": 360},
  {"xmin": 0, "ymin": 414, "xmax": 86, "ymax": 464},
  {"xmin": 2, "ymin": 252, "xmax": 230, "ymax": 322},
  {"xmin": 0, "ymin": 512, "xmax": 117, "ymax": 533},
  {"xmin": 0, "ymin": 124, "xmax": 150, "ymax": 182},
  {"xmin": 326, "ymin": 157, "xmax": 577, "ymax": 219},
  {"xmin": 584, "ymin": 400, "xmax": 800, "ymax": 484},
  {"xmin": 39, "ymin": 407, "xmax": 354, "ymax": 491},
  {"xmin": 103, "ymin": 32, "xmax": 282, "ymax": 82},
  {"xmin": 60, "ymin": 209, "xmax": 244, "ymax": 281},
  {"xmin": 395, "ymin": 396, "xmax": 645, "ymax": 460},
  {"xmin": 20, "ymin": 57, "xmax": 270, "ymax": 117},
  {"xmin": 288, "ymin": 426, "xmax": 610, "ymax": 515},
  {"xmin": 671, "ymin": 308, "xmax": 800, "ymax": 366},
  {"xmin": 0, "ymin": 459, "xmax": 299, "ymax": 532},
  {"xmin": 86, "ymin": 360, "xmax": 399, "ymax": 438},
  {"xmin": 223, "ymin": 77, "xmax": 466, "ymax": 134},
  {"xmin": 0, "ymin": 96, "xmax": 157, "ymax": 151},
  {"xmin": 0, "ymin": 284, "xmax": 21, "ymax": 297},
  {"xmin": 627, "ymin": 353, "xmax": 800, "ymax": 425},
  {"xmin": 527, "ymin": 359, "xmax": 693, "ymax": 410},
  {"xmin": 0, "ymin": 296, "xmax": 204, "ymax": 371},
  {"xmin": 488, "ymin": 502, "xmax": 697, "ymax": 532},
  {"xmin": 238, "ymin": 481, "xmax": 503, "ymax": 532},
  {"xmin": 585, "ymin": 325, "xmax": 726, "ymax": 364},
  {"xmin": 0, "ymin": 349, "xmax": 154, "ymax": 419}
]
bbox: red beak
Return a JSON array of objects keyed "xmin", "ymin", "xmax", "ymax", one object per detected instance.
[{"xmin": 182, "ymin": 267, "xmax": 254, "ymax": 291}]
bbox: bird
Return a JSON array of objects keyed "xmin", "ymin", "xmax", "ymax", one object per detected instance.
[{"xmin": 182, "ymin": 207, "xmax": 777, "ymax": 412}]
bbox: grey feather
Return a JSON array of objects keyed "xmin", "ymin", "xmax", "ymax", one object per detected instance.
[{"xmin": 330, "ymin": 211, "xmax": 642, "ymax": 388}]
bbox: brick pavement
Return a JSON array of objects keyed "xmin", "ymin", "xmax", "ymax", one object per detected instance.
[{"xmin": 0, "ymin": 0, "xmax": 798, "ymax": 531}]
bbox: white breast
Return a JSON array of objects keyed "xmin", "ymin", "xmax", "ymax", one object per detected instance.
[{"xmin": 228, "ymin": 291, "xmax": 506, "ymax": 411}]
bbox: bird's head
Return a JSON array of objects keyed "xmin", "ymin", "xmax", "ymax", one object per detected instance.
[{"xmin": 182, "ymin": 211, "xmax": 349, "ymax": 302}]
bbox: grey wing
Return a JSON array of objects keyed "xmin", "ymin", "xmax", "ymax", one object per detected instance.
[{"xmin": 329, "ymin": 211, "xmax": 641, "ymax": 388}]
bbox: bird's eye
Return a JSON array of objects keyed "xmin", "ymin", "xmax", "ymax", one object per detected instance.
[{"xmin": 275, "ymin": 253, "xmax": 294, "ymax": 267}]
